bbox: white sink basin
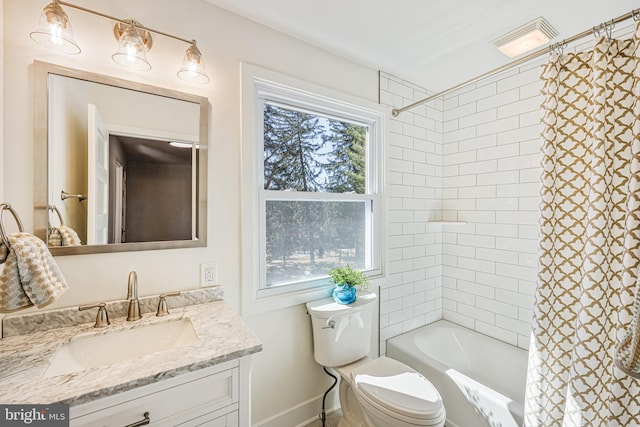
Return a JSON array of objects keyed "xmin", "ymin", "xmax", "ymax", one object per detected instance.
[{"xmin": 45, "ymin": 318, "xmax": 198, "ymax": 377}]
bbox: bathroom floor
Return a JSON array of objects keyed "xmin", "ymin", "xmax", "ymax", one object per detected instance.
[{"xmin": 304, "ymin": 410, "xmax": 342, "ymax": 427}]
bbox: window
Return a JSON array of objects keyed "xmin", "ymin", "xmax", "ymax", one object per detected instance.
[{"xmin": 241, "ymin": 64, "xmax": 384, "ymax": 312}]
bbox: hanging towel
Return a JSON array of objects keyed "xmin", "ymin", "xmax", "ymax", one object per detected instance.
[
  {"xmin": 615, "ymin": 274, "xmax": 640, "ymax": 378},
  {"xmin": 48, "ymin": 225, "xmax": 82, "ymax": 247},
  {"xmin": 60, "ymin": 225, "xmax": 82, "ymax": 246},
  {"xmin": 47, "ymin": 227, "xmax": 62, "ymax": 247},
  {"xmin": 0, "ymin": 232, "xmax": 68, "ymax": 313}
]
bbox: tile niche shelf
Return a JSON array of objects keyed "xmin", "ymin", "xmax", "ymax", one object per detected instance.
[
  {"xmin": 426, "ymin": 220, "xmax": 467, "ymax": 225},
  {"xmin": 426, "ymin": 211, "xmax": 467, "ymax": 225}
]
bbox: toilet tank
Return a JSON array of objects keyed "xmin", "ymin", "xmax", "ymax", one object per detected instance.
[{"xmin": 306, "ymin": 291, "xmax": 377, "ymax": 367}]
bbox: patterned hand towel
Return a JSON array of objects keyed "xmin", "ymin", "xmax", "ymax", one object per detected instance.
[
  {"xmin": 0, "ymin": 232, "xmax": 68, "ymax": 312},
  {"xmin": 60, "ymin": 225, "xmax": 82, "ymax": 246},
  {"xmin": 47, "ymin": 227, "xmax": 62, "ymax": 247},
  {"xmin": 48, "ymin": 225, "xmax": 82, "ymax": 247},
  {"xmin": 615, "ymin": 275, "xmax": 640, "ymax": 378}
]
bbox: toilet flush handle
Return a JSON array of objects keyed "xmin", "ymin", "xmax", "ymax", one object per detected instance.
[
  {"xmin": 323, "ymin": 315, "xmax": 336, "ymax": 329},
  {"xmin": 323, "ymin": 320, "xmax": 336, "ymax": 329}
]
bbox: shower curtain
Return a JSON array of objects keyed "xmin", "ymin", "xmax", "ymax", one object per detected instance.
[{"xmin": 524, "ymin": 21, "xmax": 640, "ymax": 427}]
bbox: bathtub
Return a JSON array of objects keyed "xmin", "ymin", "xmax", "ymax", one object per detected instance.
[{"xmin": 387, "ymin": 320, "xmax": 528, "ymax": 427}]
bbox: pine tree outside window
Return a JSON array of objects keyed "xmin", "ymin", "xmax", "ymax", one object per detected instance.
[
  {"xmin": 263, "ymin": 103, "xmax": 372, "ymax": 288},
  {"xmin": 242, "ymin": 65, "xmax": 383, "ymax": 307}
]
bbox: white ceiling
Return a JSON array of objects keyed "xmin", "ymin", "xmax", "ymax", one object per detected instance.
[{"xmin": 202, "ymin": 0, "xmax": 636, "ymax": 92}]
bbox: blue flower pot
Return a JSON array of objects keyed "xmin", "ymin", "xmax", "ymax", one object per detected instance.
[{"xmin": 332, "ymin": 284, "xmax": 357, "ymax": 304}]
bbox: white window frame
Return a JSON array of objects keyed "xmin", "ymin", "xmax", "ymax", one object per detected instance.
[{"xmin": 241, "ymin": 63, "xmax": 385, "ymax": 315}]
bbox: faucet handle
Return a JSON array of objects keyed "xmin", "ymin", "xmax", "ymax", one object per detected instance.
[
  {"xmin": 156, "ymin": 291, "xmax": 181, "ymax": 317},
  {"xmin": 79, "ymin": 303, "xmax": 110, "ymax": 328}
]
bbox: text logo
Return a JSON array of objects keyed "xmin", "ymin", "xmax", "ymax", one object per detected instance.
[{"xmin": 0, "ymin": 405, "xmax": 69, "ymax": 426}]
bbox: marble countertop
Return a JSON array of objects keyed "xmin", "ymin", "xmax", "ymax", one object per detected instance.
[{"xmin": 0, "ymin": 300, "xmax": 263, "ymax": 406}]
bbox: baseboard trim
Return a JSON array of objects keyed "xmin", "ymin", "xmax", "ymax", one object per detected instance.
[{"xmin": 253, "ymin": 389, "xmax": 339, "ymax": 427}]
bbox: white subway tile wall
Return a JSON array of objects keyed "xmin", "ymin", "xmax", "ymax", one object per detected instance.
[
  {"xmin": 380, "ymin": 58, "xmax": 545, "ymax": 351},
  {"xmin": 441, "ymin": 59, "xmax": 544, "ymax": 349},
  {"xmin": 381, "ymin": 20, "xmax": 636, "ymax": 351},
  {"xmin": 379, "ymin": 72, "xmax": 443, "ymax": 355}
]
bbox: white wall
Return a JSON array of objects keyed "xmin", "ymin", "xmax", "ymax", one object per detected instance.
[{"xmin": 2, "ymin": 0, "xmax": 378, "ymax": 425}]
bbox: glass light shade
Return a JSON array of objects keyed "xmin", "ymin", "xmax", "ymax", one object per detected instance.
[
  {"xmin": 112, "ymin": 23, "xmax": 151, "ymax": 71},
  {"xmin": 177, "ymin": 43, "xmax": 210, "ymax": 84},
  {"xmin": 29, "ymin": 1, "xmax": 81, "ymax": 55}
]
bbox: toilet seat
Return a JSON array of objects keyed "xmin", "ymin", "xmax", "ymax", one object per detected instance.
[{"xmin": 350, "ymin": 357, "xmax": 445, "ymax": 425}]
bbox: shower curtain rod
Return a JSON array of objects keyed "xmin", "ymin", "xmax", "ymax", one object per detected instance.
[{"xmin": 391, "ymin": 8, "xmax": 640, "ymax": 117}]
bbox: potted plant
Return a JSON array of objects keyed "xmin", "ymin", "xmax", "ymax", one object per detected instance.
[{"xmin": 328, "ymin": 265, "xmax": 368, "ymax": 304}]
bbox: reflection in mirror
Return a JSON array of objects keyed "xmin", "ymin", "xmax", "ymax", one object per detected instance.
[{"xmin": 34, "ymin": 61, "xmax": 208, "ymax": 255}]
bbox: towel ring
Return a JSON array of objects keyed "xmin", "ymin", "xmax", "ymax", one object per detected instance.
[
  {"xmin": 0, "ymin": 203, "xmax": 25, "ymax": 249},
  {"xmin": 47, "ymin": 204, "xmax": 64, "ymax": 227}
]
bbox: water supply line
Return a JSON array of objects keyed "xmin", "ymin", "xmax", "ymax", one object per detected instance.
[
  {"xmin": 391, "ymin": 8, "xmax": 640, "ymax": 117},
  {"xmin": 320, "ymin": 367, "xmax": 338, "ymax": 427}
]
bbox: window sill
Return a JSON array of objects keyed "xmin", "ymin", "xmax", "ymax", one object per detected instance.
[
  {"xmin": 242, "ymin": 283, "xmax": 334, "ymax": 317},
  {"xmin": 242, "ymin": 274, "xmax": 386, "ymax": 317}
]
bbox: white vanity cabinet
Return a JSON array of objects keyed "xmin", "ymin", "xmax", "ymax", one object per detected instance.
[{"xmin": 69, "ymin": 357, "xmax": 252, "ymax": 427}]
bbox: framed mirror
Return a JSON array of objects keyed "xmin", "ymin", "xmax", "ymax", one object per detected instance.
[{"xmin": 33, "ymin": 61, "xmax": 208, "ymax": 255}]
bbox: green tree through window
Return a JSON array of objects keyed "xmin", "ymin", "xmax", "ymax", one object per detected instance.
[
  {"xmin": 326, "ymin": 120, "xmax": 366, "ymax": 194},
  {"xmin": 263, "ymin": 103, "xmax": 369, "ymax": 287}
]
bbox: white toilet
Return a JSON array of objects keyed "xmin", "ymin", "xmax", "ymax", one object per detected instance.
[{"xmin": 307, "ymin": 291, "xmax": 445, "ymax": 427}]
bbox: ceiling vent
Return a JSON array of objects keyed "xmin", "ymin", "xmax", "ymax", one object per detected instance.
[{"xmin": 493, "ymin": 17, "xmax": 558, "ymax": 57}]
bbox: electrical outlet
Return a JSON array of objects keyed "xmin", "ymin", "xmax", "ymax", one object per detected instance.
[{"xmin": 200, "ymin": 262, "xmax": 216, "ymax": 287}]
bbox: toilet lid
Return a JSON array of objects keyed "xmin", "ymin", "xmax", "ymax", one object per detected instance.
[{"xmin": 352, "ymin": 357, "xmax": 443, "ymax": 420}]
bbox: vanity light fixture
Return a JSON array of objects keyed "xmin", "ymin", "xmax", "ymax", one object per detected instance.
[
  {"xmin": 177, "ymin": 41, "xmax": 210, "ymax": 84},
  {"xmin": 493, "ymin": 17, "xmax": 558, "ymax": 57},
  {"xmin": 30, "ymin": 0, "xmax": 211, "ymax": 84},
  {"xmin": 112, "ymin": 21, "xmax": 152, "ymax": 72},
  {"xmin": 29, "ymin": 0, "xmax": 81, "ymax": 54}
]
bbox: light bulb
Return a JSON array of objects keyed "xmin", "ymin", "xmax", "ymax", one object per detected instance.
[
  {"xmin": 177, "ymin": 41, "xmax": 210, "ymax": 84},
  {"xmin": 112, "ymin": 21, "xmax": 151, "ymax": 71},
  {"xmin": 30, "ymin": 0, "xmax": 81, "ymax": 54}
]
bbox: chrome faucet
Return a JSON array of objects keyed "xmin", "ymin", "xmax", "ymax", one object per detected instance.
[{"xmin": 126, "ymin": 271, "xmax": 141, "ymax": 321}]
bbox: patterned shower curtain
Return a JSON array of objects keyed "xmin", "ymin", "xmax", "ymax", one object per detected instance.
[{"xmin": 524, "ymin": 21, "xmax": 640, "ymax": 426}]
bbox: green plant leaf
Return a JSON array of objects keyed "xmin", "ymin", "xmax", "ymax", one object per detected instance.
[{"xmin": 328, "ymin": 265, "xmax": 368, "ymax": 290}]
